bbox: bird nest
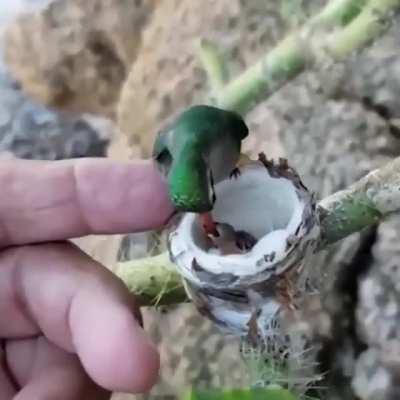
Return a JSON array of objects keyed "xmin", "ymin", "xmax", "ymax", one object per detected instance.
[{"xmin": 168, "ymin": 154, "xmax": 320, "ymax": 340}]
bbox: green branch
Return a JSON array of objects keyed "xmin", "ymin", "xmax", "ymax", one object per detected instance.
[
  {"xmin": 318, "ymin": 156, "xmax": 400, "ymax": 247},
  {"xmin": 327, "ymin": 0, "xmax": 399, "ymax": 58},
  {"xmin": 118, "ymin": 156, "xmax": 400, "ymax": 306},
  {"xmin": 116, "ymin": 252, "xmax": 187, "ymax": 306},
  {"xmin": 212, "ymin": 0, "xmax": 398, "ymax": 114},
  {"xmin": 311, "ymin": 0, "xmax": 367, "ymax": 27}
]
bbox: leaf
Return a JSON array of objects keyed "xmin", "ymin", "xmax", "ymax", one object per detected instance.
[{"xmin": 183, "ymin": 387, "xmax": 297, "ymax": 400}]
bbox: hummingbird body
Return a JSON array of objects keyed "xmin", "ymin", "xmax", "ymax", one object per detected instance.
[{"xmin": 153, "ymin": 105, "xmax": 249, "ymax": 213}]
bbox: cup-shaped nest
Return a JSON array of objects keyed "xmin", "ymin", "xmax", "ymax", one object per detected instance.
[{"xmin": 168, "ymin": 155, "xmax": 320, "ymax": 338}]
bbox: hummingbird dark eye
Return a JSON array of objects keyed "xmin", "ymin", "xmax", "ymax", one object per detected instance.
[{"xmin": 155, "ymin": 149, "xmax": 173, "ymax": 172}]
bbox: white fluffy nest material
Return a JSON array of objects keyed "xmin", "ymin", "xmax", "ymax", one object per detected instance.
[{"xmin": 168, "ymin": 155, "xmax": 320, "ymax": 338}]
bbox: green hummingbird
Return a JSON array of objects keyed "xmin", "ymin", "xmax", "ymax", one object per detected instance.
[{"xmin": 153, "ymin": 105, "xmax": 249, "ymax": 234}]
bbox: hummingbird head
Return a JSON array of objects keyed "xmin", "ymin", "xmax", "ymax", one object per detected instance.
[{"xmin": 176, "ymin": 105, "xmax": 249, "ymax": 144}]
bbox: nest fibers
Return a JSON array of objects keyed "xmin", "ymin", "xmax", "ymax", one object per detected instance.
[{"xmin": 168, "ymin": 154, "xmax": 320, "ymax": 341}]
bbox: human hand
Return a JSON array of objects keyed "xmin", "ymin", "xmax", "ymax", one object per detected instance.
[{"xmin": 0, "ymin": 158, "xmax": 174, "ymax": 399}]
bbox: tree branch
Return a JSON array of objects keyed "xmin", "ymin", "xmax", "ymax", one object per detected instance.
[
  {"xmin": 327, "ymin": 0, "xmax": 400, "ymax": 58},
  {"xmin": 213, "ymin": 0, "xmax": 398, "ymax": 114},
  {"xmin": 311, "ymin": 0, "xmax": 367, "ymax": 27},
  {"xmin": 319, "ymin": 156, "xmax": 400, "ymax": 247},
  {"xmin": 117, "ymin": 156, "xmax": 400, "ymax": 306},
  {"xmin": 116, "ymin": 252, "xmax": 187, "ymax": 306}
]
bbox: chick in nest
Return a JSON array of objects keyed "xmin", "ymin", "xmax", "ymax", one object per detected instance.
[{"xmin": 206, "ymin": 222, "xmax": 257, "ymax": 255}]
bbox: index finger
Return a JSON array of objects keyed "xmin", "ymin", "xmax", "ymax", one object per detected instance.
[{"xmin": 0, "ymin": 158, "xmax": 174, "ymax": 247}]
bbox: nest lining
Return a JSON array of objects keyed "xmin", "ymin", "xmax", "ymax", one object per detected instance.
[{"xmin": 171, "ymin": 161, "xmax": 309, "ymax": 279}]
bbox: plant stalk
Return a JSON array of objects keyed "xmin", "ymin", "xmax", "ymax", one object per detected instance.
[
  {"xmin": 214, "ymin": 0, "xmax": 398, "ymax": 114},
  {"xmin": 327, "ymin": 0, "xmax": 400, "ymax": 58},
  {"xmin": 318, "ymin": 156, "xmax": 400, "ymax": 247},
  {"xmin": 116, "ymin": 252, "xmax": 187, "ymax": 306},
  {"xmin": 118, "ymin": 156, "xmax": 400, "ymax": 306}
]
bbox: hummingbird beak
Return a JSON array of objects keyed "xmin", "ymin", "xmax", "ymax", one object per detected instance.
[
  {"xmin": 200, "ymin": 169, "xmax": 218, "ymax": 236},
  {"xmin": 208, "ymin": 168, "xmax": 217, "ymax": 206},
  {"xmin": 200, "ymin": 212, "xmax": 219, "ymax": 236}
]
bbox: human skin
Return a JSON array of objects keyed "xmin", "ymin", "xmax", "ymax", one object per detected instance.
[{"xmin": 0, "ymin": 158, "xmax": 174, "ymax": 399}]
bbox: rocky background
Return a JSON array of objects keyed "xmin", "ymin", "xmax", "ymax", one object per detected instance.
[{"xmin": 1, "ymin": 1, "xmax": 400, "ymax": 399}]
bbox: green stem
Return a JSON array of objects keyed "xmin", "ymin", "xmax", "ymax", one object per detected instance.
[
  {"xmin": 311, "ymin": 0, "xmax": 367, "ymax": 26},
  {"xmin": 119, "ymin": 156, "xmax": 400, "ymax": 306},
  {"xmin": 214, "ymin": 0, "xmax": 398, "ymax": 114},
  {"xmin": 116, "ymin": 252, "xmax": 187, "ymax": 306},
  {"xmin": 319, "ymin": 156, "xmax": 400, "ymax": 247},
  {"xmin": 327, "ymin": 0, "xmax": 400, "ymax": 58},
  {"xmin": 216, "ymin": 35, "xmax": 305, "ymax": 114}
]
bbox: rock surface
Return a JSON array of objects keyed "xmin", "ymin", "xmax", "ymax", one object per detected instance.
[
  {"xmin": 3, "ymin": 0, "xmax": 155, "ymax": 117},
  {"xmin": 0, "ymin": 63, "xmax": 111, "ymax": 160}
]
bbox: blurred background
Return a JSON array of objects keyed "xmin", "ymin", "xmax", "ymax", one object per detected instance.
[{"xmin": 1, "ymin": 1, "xmax": 400, "ymax": 399}]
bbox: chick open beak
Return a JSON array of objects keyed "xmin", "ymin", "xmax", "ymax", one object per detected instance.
[{"xmin": 200, "ymin": 212, "xmax": 219, "ymax": 236}]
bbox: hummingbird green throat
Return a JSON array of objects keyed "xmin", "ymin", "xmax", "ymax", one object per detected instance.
[{"xmin": 153, "ymin": 105, "xmax": 249, "ymax": 234}]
